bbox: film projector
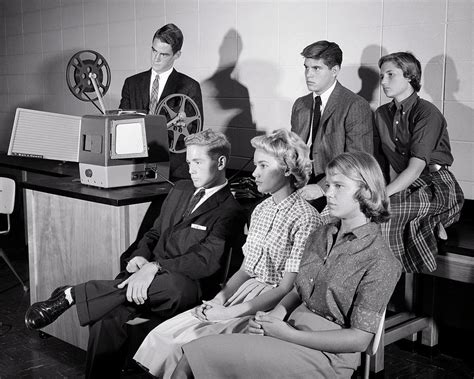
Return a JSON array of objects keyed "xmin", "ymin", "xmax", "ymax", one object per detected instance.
[{"xmin": 65, "ymin": 50, "xmax": 203, "ymax": 188}]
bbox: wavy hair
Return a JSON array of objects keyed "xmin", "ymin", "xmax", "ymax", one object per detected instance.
[
  {"xmin": 326, "ymin": 152, "xmax": 390, "ymax": 223},
  {"xmin": 251, "ymin": 129, "xmax": 312, "ymax": 190},
  {"xmin": 185, "ymin": 129, "xmax": 231, "ymax": 161}
]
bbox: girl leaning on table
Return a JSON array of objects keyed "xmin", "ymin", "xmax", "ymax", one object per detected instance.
[
  {"xmin": 171, "ymin": 151, "xmax": 402, "ymax": 379},
  {"xmin": 133, "ymin": 128, "xmax": 322, "ymax": 378},
  {"xmin": 374, "ymin": 51, "xmax": 464, "ymax": 273}
]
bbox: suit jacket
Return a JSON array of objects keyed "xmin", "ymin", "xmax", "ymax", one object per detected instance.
[
  {"xmin": 128, "ymin": 180, "xmax": 245, "ymax": 286},
  {"xmin": 119, "ymin": 68, "xmax": 203, "ymax": 118},
  {"xmin": 119, "ymin": 68, "xmax": 204, "ymax": 180},
  {"xmin": 291, "ymin": 81, "xmax": 374, "ymax": 181}
]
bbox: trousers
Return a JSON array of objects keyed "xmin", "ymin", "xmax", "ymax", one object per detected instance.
[{"xmin": 74, "ymin": 270, "xmax": 201, "ymax": 378}]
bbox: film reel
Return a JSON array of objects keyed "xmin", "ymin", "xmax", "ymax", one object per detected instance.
[
  {"xmin": 156, "ymin": 94, "xmax": 203, "ymax": 153},
  {"xmin": 66, "ymin": 50, "xmax": 111, "ymax": 102}
]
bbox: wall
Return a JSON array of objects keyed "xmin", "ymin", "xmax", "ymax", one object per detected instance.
[{"xmin": 0, "ymin": 0, "xmax": 472, "ymax": 198}]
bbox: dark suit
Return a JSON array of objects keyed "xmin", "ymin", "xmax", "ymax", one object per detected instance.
[
  {"xmin": 74, "ymin": 180, "xmax": 245, "ymax": 378},
  {"xmin": 291, "ymin": 81, "xmax": 374, "ymax": 182},
  {"xmin": 119, "ymin": 68, "xmax": 203, "ymax": 117},
  {"xmin": 119, "ymin": 68, "xmax": 204, "ymax": 180}
]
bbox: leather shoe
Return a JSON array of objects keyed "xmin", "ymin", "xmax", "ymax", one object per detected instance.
[{"xmin": 24, "ymin": 286, "xmax": 73, "ymax": 330}]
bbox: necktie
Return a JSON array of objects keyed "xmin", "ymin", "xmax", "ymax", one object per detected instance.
[
  {"xmin": 149, "ymin": 74, "xmax": 160, "ymax": 114},
  {"xmin": 309, "ymin": 95, "xmax": 322, "ymax": 158},
  {"xmin": 183, "ymin": 188, "xmax": 205, "ymax": 217},
  {"xmin": 311, "ymin": 95, "xmax": 322, "ymax": 143}
]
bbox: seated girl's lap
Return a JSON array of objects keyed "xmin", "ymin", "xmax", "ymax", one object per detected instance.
[
  {"xmin": 182, "ymin": 334, "xmax": 356, "ymax": 378},
  {"xmin": 288, "ymin": 304, "xmax": 342, "ymax": 332}
]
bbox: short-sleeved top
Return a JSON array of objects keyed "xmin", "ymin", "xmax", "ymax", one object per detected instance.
[
  {"xmin": 243, "ymin": 191, "xmax": 321, "ymax": 286},
  {"xmin": 375, "ymin": 92, "xmax": 453, "ymax": 174},
  {"xmin": 295, "ymin": 222, "xmax": 401, "ymax": 333}
]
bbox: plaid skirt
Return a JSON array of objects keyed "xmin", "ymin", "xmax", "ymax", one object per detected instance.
[{"xmin": 381, "ymin": 168, "xmax": 464, "ymax": 273}]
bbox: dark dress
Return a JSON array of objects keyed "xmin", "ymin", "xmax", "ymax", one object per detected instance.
[
  {"xmin": 374, "ymin": 92, "xmax": 464, "ymax": 272},
  {"xmin": 180, "ymin": 222, "xmax": 401, "ymax": 379}
]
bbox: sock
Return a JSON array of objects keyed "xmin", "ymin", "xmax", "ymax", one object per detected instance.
[{"xmin": 64, "ymin": 287, "xmax": 75, "ymax": 305}]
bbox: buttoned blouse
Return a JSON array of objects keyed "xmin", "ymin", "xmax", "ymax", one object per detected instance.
[
  {"xmin": 243, "ymin": 191, "xmax": 321, "ymax": 285},
  {"xmin": 375, "ymin": 92, "xmax": 453, "ymax": 174},
  {"xmin": 295, "ymin": 222, "xmax": 401, "ymax": 333}
]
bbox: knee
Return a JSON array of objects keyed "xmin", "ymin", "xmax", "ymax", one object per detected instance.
[{"xmin": 149, "ymin": 273, "xmax": 199, "ymax": 313}]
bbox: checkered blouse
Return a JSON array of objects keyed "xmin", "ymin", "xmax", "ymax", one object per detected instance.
[{"xmin": 243, "ymin": 191, "xmax": 321, "ymax": 285}]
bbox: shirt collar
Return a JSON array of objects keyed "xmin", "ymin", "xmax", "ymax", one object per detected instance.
[
  {"xmin": 271, "ymin": 190, "xmax": 301, "ymax": 210},
  {"xmin": 327, "ymin": 221, "xmax": 380, "ymax": 239},
  {"xmin": 390, "ymin": 91, "xmax": 418, "ymax": 112},
  {"xmin": 151, "ymin": 66, "xmax": 173, "ymax": 83},
  {"xmin": 314, "ymin": 80, "xmax": 337, "ymax": 108},
  {"xmin": 194, "ymin": 179, "xmax": 228, "ymax": 197}
]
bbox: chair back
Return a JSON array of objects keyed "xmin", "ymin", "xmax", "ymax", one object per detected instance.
[
  {"xmin": 361, "ymin": 309, "xmax": 386, "ymax": 379},
  {"xmin": 367, "ymin": 309, "xmax": 386, "ymax": 356},
  {"xmin": 0, "ymin": 177, "xmax": 15, "ymax": 235},
  {"xmin": 0, "ymin": 177, "xmax": 15, "ymax": 216},
  {"xmin": 219, "ymin": 225, "xmax": 247, "ymax": 287}
]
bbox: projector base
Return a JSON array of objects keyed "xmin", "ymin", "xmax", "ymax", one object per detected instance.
[{"xmin": 79, "ymin": 162, "xmax": 170, "ymax": 188}]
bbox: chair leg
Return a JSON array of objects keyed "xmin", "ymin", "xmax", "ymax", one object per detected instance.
[
  {"xmin": 420, "ymin": 275, "xmax": 438, "ymax": 347},
  {"xmin": 0, "ymin": 249, "xmax": 28, "ymax": 292},
  {"xmin": 363, "ymin": 355, "xmax": 370, "ymax": 379},
  {"xmin": 404, "ymin": 273, "xmax": 418, "ymax": 342}
]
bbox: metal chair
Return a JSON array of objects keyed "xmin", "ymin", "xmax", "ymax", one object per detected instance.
[
  {"xmin": 0, "ymin": 177, "xmax": 28, "ymax": 292},
  {"xmin": 361, "ymin": 309, "xmax": 386, "ymax": 379}
]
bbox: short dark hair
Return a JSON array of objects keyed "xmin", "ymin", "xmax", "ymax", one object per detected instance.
[
  {"xmin": 185, "ymin": 129, "xmax": 231, "ymax": 161},
  {"xmin": 326, "ymin": 152, "xmax": 390, "ymax": 223},
  {"xmin": 301, "ymin": 41, "xmax": 343, "ymax": 69},
  {"xmin": 378, "ymin": 52, "xmax": 422, "ymax": 92},
  {"xmin": 153, "ymin": 23, "xmax": 183, "ymax": 54}
]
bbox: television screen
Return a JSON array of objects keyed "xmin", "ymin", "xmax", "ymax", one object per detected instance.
[{"xmin": 110, "ymin": 118, "xmax": 148, "ymax": 159}]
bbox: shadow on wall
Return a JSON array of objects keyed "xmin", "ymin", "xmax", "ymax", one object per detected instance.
[
  {"xmin": 201, "ymin": 29, "xmax": 257, "ymax": 172},
  {"xmin": 424, "ymin": 54, "xmax": 473, "ymax": 186},
  {"xmin": 357, "ymin": 44, "xmax": 388, "ymax": 104}
]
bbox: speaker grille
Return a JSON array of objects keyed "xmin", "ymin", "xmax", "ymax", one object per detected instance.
[{"xmin": 8, "ymin": 108, "xmax": 81, "ymax": 162}]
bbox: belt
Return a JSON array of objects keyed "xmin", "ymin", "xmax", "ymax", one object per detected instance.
[{"xmin": 428, "ymin": 163, "xmax": 447, "ymax": 173}]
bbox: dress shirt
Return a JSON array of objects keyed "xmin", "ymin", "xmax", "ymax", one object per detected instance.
[
  {"xmin": 190, "ymin": 180, "xmax": 228, "ymax": 214},
  {"xmin": 243, "ymin": 191, "xmax": 321, "ymax": 285},
  {"xmin": 295, "ymin": 221, "xmax": 401, "ymax": 333},
  {"xmin": 150, "ymin": 66, "xmax": 173, "ymax": 104},
  {"xmin": 375, "ymin": 92, "xmax": 453, "ymax": 174},
  {"xmin": 306, "ymin": 80, "xmax": 337, "ymax": 146}
]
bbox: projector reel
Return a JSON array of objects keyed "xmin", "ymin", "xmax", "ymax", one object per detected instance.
[
  {"xmin": 156, "ymin": 94, "xmax": 202, "ymax": 154},
  {"xmin": 66, "ymin": 50, "xmax": 111, "ymax": 101}
]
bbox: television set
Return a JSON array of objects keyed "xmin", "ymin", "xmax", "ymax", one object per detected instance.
[{"xmin": 79, "ymin": 114, "xmax": 170, "ymax": 188}]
